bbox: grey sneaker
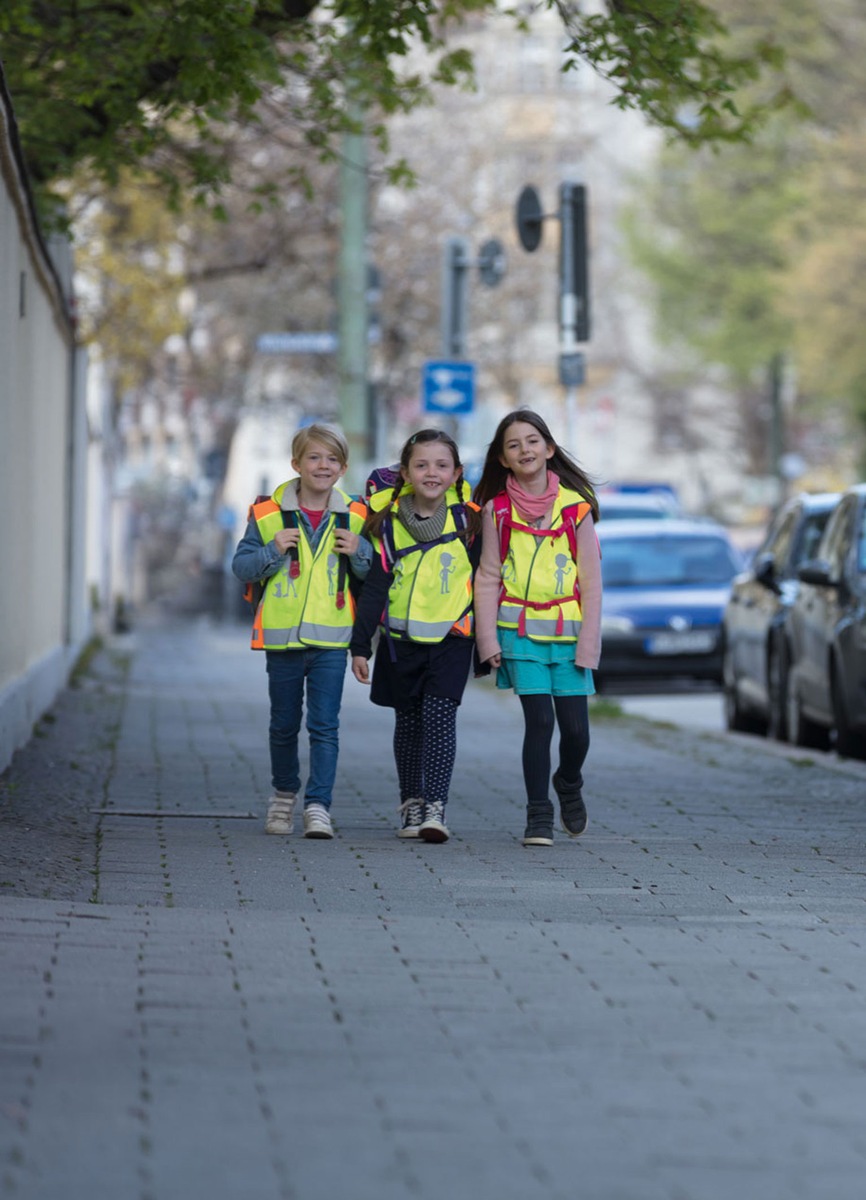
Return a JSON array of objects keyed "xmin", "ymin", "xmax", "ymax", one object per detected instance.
[
  {"xmin": 418, "ymin": 801, "xmax": 449, "ymax": 843},
  {"xmin": 397, "ymin": 798, "xmax": 424, "ymax": 838},
  {"xmin": 303, "ymin": 803, "xmax": 334, "ymax": 839},
  {"xmin": 265, "ymin": 793, "xmax": 296, "ymax": 835}
]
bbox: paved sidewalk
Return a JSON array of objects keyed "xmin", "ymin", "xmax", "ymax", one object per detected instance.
[{"xmin": 2, "ymin": 612, "xmax": 866, "ymax": 1200}]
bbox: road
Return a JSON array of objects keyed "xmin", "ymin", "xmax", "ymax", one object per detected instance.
[{"xmin": 616, "ymin": 685, "xmax": 725, "ymax": 731}]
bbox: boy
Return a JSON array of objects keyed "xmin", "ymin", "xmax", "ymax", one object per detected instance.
[{"xmin": 232, "ymin": 424, "xmax": 371, "ymax": 838}]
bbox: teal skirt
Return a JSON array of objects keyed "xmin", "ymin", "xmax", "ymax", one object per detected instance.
[{"xmin": 495, "ymin": 628, "xmax": 595, "ymax": 697}]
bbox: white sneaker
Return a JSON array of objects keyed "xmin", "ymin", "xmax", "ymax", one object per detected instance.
[
  {"xmin": 397, "ymin": 799, "xmax": 424, "ymax": 838},
  {"xmin": 418, "ymin": 801, "xmax": 449, "ymax": 843},
  {"xmin": 303, "ymin": 803, "xmax": 334, "ymax": 839},
  {"xmin": 265, "ymin": 793, "xmax": 295, "ymax": 835}
]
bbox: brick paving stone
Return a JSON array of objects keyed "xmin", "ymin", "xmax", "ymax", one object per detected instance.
[{"xmin": 2, "ymin": 611, "xmax": 866, "ymax": 1200}]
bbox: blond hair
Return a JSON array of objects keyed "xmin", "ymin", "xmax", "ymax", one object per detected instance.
[{"xmin": 291, "ymin": 423, "xmax": 349, "ymax": 467}]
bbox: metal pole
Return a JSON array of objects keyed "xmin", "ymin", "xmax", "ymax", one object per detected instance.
[
  {"xmin": 441, "ymin": 237, "xmax": 470, "ymax": 359},
  {"xmin": 769, "ymin": 352, "xmax": 785, "ymax": 504},
  {"xmin": 338, "ymin": 106, "xmax": 368, "ymax": 486},
  {"xmin": 559, "ymin": 183, "xmax": 579, "ymax": 448}
]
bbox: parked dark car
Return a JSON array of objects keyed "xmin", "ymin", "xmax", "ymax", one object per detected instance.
[
  {"xmin": 721, "ymin": 491, "xmax": 839, "ymax": 737},
  {"xmin": 596, "ymin": 520, "xmax": 743, "ymax": 689},
  {"xmin": 781, "ymin": 483, "xmax": 866, "ymax": 757}
]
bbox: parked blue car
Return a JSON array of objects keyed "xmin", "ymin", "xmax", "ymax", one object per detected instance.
[{"xmin": 596, "ymin": 519, "xmax": 743, "ymax": 689}]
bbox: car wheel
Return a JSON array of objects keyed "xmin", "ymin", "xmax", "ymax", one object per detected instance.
[
  {"xmin": 831, "ymin": 662, "xmax": 866, "ymax": 760},
  {"xmin": 786, "ymin": 674, "xmax": 831, "ymax": 750},
  {"xmin": 766, "ymin": 641, "xmax": 788, "ymax": 742}
]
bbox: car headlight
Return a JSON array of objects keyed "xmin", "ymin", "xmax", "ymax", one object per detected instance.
[{"xmin": 601, "ymin": 614, "xmax": 635, "ymax": 634}]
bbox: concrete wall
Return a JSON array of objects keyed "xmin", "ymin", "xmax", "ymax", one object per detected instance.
[{"xmin": 0, "ymin": 66, "xmax": 85, "ymax": 774}]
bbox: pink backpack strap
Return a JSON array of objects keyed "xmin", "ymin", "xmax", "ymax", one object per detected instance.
[{"xmin": 491, "ymin": 492, "xmax": 513, "ymax": 563}]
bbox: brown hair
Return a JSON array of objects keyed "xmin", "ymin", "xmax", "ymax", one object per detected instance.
[
  {"xmin": 364, "ymin": 429, "xmax": 481, "ymax": 541},
  {"xmin": 472, "ymin": 408, "xmax": 598, "ymax": 521}
]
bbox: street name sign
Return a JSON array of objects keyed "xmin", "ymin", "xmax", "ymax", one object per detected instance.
[{"xmin": 256, "ymin": 332, "xmax": 338, "ymax": 354}]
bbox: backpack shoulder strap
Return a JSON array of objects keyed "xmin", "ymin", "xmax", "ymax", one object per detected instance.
[
  {"xmin": 560, "ymin": 499, "xmax": 592, "ymax": 561},
  {"xmin": 283, "ymin": 508, "xmax": 300, "ymax": 578},
  {"xmin": 334, "ymin": 511, "xmax": 350, "ymax": 609},
  {"xmin": 491, "ymin": 492, "xmax": 513, "ymax": 563}
]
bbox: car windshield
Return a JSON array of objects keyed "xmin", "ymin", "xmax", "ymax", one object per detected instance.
[{"xmin": 601, "ymin": 535, "xmax": 740, "ymax": 587}]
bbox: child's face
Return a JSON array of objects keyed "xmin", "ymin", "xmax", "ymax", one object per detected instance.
[
  {"xmin": 499, "ymin": 421, "xmax": 554, "ymax": 481},
  {"xmin": 402, "ymin": 441, "xmax": 460, "ymax": 507},
  {"xmin": 292, "ymin": 440, "xmax": 346, "ymax": 496}
]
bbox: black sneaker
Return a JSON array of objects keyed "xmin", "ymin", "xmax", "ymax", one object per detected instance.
[
  {"xmin": 553, "ymin": 770, "xmax": 588, "ymax": 837},
  {"xmin": 397, "ymin": 799, "xmax": 424, "ymax": 839},
  {"xmin": 418, "ymin": 801, "xmax": 450, "ymax": 843},
  {"xmin": 522, "ymin": 802, "xmax": 554, "ymax": 847}
]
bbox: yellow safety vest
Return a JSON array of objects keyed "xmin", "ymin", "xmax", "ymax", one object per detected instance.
[
  {"xmin": 250, "ymin": 482, "xmax": 366, "ymax": 650},
  {"xmin": 493, "ymin": 486, "xmax": 592, "ymax": 642},
  {"xmin": 370, "ymin": 485, "xmax": 475, "ymax": 643}
]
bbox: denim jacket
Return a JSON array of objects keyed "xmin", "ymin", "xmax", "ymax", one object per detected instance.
[{"xmin": 231, "ymin": 481, "xmax": 372, "ymax": 588}]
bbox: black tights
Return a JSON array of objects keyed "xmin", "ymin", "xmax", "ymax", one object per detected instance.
[{"xmin": 518, "ymin": 694, "xmax": 590, "ymax": 807}]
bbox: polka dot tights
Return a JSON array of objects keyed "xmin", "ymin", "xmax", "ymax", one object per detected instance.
[{"xmin": 393, "ymin": 694, "xmax": 458, "ymax": 805}]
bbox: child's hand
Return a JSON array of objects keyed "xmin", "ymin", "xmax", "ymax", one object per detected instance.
[
  {"xmin": 486, "ymin": 652, "xmax": 502, "ymax": 668},
  {"xmin": 351, "ymin": 655, "xmax": 370, "ymax": 684},
  {"xmin": 334, "ymin": 528, "xmax": 359, "ymax": 555},
  {"xmin": 274, "ymin": 527, "xmax": 301, "ymax": 554}
]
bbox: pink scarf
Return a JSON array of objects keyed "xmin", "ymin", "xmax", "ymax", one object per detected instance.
[{"xmin": 506, "ymin": 470, "xmax": 560, "ymax": 522}]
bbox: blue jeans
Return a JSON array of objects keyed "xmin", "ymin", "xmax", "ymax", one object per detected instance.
[{"xmin": 265, "ymin": 648, "xmax": 347, "ymax": 807}]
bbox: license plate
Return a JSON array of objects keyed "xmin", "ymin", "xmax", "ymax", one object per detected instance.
[{"xmin": 646, "ymin": 631, "xmax": 715, "ymax": 655}]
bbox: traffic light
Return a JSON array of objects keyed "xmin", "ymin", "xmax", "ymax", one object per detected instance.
[{"xmin": 559, "ymin": 182, "xmax": 590, "ymax": 344}]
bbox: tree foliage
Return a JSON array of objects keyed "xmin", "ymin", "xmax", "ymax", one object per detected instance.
[
  {"xmin": 623, "ymin": 0, "xmax": 866, "ymax": 453},
  {"xmin": 0, "ymin": 0, "xmax": 792, "ymax": 225},
  {"xmin": 624, "ymin": 131, "xmax": 802, "ymax": 384},
  {"xmin": 73, "ymin": 177, "xmax": 191, "ymax": 393},
  {"xmin": 553, "ymin": 0, "xmax": 791, "ymax": 144}
]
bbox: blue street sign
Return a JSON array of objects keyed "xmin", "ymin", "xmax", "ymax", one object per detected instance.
[{"xmin": 422, "ymin": 360, "xmax": 475, "ymax": 415}]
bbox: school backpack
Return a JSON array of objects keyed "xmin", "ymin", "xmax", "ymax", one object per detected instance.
[{"xmin": 365, "ymin": 462, "xmax": 401, "ymax": 498}]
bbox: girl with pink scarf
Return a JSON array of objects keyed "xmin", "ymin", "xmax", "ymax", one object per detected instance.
[{"xmin": 473, "ymin": 409, "xmax": 602, "ymax": 847}]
